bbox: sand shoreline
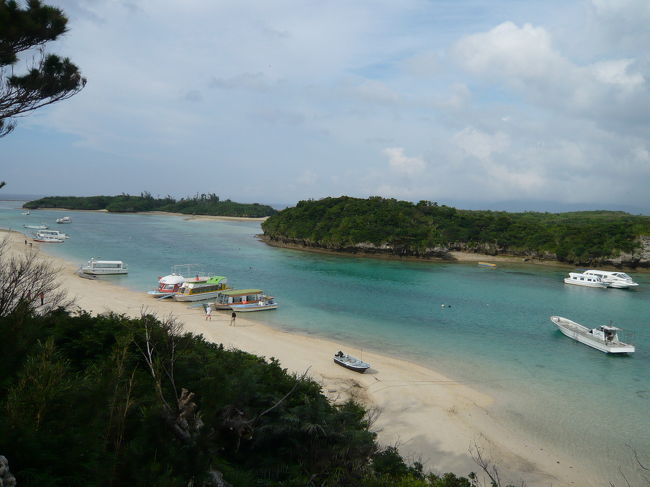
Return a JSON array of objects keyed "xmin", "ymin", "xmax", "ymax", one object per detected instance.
[
  {"xmin": 2, "ymin": 228, "xmax": 592, "ymax": 486},
  {"xmin": 20, "ymin": 207, "xmax": 269, "ymax": 222}
]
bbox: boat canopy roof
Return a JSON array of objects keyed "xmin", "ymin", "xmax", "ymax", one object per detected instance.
[
  {"xmin": 89, "ymin": 260, "xmax": 124, "ymax": 265},
  {"xmin": 218, "ymin": 289, "xmax": 263, "ymax": 296},
  {"xmin": 600, "ymin": 325, "xmax": 621, "ymax": 331}
]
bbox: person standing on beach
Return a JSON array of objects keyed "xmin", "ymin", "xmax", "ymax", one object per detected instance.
[
  {"xmin": 39, "ymin": 292, "xmax": 44, "ymax": 306},
  {"xmin": 230, "ymin": 311, "xmax": 236, "ymax": 326},
  {"xmin": 205, "ymin": 304, "xmax": 212, "ymax": 321}
]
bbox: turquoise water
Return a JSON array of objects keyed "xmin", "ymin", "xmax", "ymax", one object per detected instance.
[{"xmin": 3, "ymin": 202, "xmax": 650, "ymax": 483}]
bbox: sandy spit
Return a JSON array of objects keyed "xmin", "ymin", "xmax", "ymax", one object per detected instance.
[{"xmin": 3, "ymin": 229, "xmax": 594, "ymax": 486}]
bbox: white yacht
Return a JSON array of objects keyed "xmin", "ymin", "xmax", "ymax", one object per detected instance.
[
  {"xmin": 81, "ymin": 258, "xmax": 128, "ymax": 275},
  {"xmin": 56, "ymin": 216, "xmax": 71, "ymax": 224},
  {"xmin": 563, "ymin": 272, "xmax": 607, "ymax": 288},
  {"xmin": 582, "ymin": 270, "xmax": 638, "ymax": 289},
  {"xmin": 550, "ymin": 316, "xmax": 635, "ymax": 354}
]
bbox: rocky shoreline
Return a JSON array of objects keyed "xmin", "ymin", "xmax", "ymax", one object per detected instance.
[{"xmin": 260, "ymin": 234, "xmax": 650, "ymax": 269}]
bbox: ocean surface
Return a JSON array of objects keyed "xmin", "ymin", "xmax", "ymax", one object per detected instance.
[{"xmin": 3, "ymin": 202, "xmax": 650, "ymax": 484}]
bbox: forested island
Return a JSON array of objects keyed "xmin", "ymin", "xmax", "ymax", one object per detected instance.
[
  {"xmin": 23, "ymin": 193, "xmax": 277, "ymax": 218},
  {"xmin": 262, "ymin": 196, "xmax": 650, "ymax": 267}
]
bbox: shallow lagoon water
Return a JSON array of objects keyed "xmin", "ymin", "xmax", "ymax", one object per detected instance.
[{"xmin": 3, "ymin": 202, "xmax": 650, "ymax": 483}]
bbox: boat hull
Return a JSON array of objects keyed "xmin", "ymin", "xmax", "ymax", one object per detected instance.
[
  {"xmin": 563, "ymin": 278, "xmax": 607, "ymax": 288},
  {"xmin": 333, "ymin": 358, "xmax": 369, "ymax": 373},
  {"xmin": 229, "ymin": 303, "xmax": 278, "ymax": 312},
  {"xmin": 174, "ymin": 291, "xmax": 224, "ymax": 302},
  {"xmin": 82, "ymin": 269, "xmax": 128, "ymax": 275}
]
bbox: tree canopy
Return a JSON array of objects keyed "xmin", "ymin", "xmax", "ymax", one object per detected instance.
[
  {"xmin": 262, "ymin": 196, "xmax": 650, "ymax": 265},
  {"xmin": 0, "ymin": 0, "xmax": 86, "ymax": 137},
  {"xmin": 24, "ymin": 192, "xmax": 278, "ymax": 217}
]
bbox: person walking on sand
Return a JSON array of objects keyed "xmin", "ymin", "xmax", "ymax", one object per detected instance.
[
  {"xmin": 230, "ymin": 311, "xmax": 237, "ymax": 326},
  {"xmin": 39, "ymin": 292, "xmax": 44, "ymax": 306},
  {"xmin": 204, "ymin": 304, "xmax": 212, "ymax": 321}
]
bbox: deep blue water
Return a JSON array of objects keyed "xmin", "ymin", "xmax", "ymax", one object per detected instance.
[{"xmin": 2, "ymin": 201, "xmax": 649, "ymax": 483}]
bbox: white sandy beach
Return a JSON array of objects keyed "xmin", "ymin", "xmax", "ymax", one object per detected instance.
[{"xmin": 4, "ymin": 229, "xmax": 593, "ymax": 486}]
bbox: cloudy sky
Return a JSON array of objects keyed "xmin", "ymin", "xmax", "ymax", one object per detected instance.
[{"xmin": 3, "ymin": 0, "xmax": 650, "ymax": 212}]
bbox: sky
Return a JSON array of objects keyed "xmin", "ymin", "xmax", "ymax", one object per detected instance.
[{"xmin": 2, "ymin": 0, "xmax": 650, "ymax": 212}]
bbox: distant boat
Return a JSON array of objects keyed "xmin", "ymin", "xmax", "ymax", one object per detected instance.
[
  {"xmin": 23, "ymin": 224, "xmax": 48, "ymax": 230},
  {"xmin": 56, "ymin": 216, "xmax": 71, "ymax": 224},
  {"xmin": 478, "ymin": 262, "xmax": 496, "ymax": 268},
  {"xmin": 582, "ymin": 270, "xmax": 639, "ymax": 289},
  {"xmin": 550, "ymin": 316, "xmax": 635, "ymax": 354},
  {"xmin": 333, "ymin": 351, "xmax": 370, "ymax": 373},
  {"xmin": 80, "ymin": 258, "xmax": 128, "ymax": 275},
  {"xmin": 33, "ymin": 235, "xmax": 64, "ymax": 243},
  {"xmin": 230, "ymin": 297, "xmax": 278, "ymax": 312},
  {"xmin": 148, "ymin": 273, "xmax": 188, "ymax": 298},
  {"xmin": 22, "ymin": 210, "xmax": 30, "ymax": 215},
  {"xmin": 212, "ymin": 288, "xmax": 269, "ymax": 309},
  {"xmin": 36, "ymin": 229, "xmax": 69, "ymax": 240},
  {"xmin": 563, "ymin": 272, "xmax": 607, "ymax": 288}
]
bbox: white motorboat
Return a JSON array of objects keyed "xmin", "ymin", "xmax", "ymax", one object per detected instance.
[
  {"xmin": 56, "ymin": 216, "xmax": 71, "ymax": 224},
  {"xmin": 230, "ymin": 297, "xmax": 278, "ymax": 312},
  {"xmin": 36, "ymin": 229, "xmax": 69, "ymax": 240},
  {"xmin": 333, "ymin": 351, "xmax": 371, "ymax": 373},
  {"xmin": 33, "ymin": 235, "xmax": 64, "ymax": 243},
  {"xmin": 582, "ymin": 270, "xmax": 638, "ymax": 289},
  {"xmin": 550, "ymin": 316, "xmax": 635, "ymax": 354},
  {"xmin": 81, "ymin": 258, "xmax": 128, "ymax": 275},
  {"xmin": 23, "ymin": 224, "xmax": 48, "ymax": 230},
  {"xmin": 563, "ymin": 272, "xmax": 607, "ymax": 288},
  {"xmin": 22, "ymin": 210, "xmax": 31, "ymax": 215}
]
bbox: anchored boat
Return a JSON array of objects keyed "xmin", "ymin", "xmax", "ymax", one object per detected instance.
[
  {"xmin": 582, "ymin": 270, "xmax": 639, "ymax": 289},
  {"xmin": 550, "ymin": 316, "xmax": 635, "ymax": 354},
  {"xmin": 563, "ymin": 272, "xmax": 607, "ymax": 288},
  {"xmin": 81, "ymin": 258, "xmax": 129, "ymax": 275}
]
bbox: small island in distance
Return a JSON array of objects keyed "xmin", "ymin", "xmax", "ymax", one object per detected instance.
[
  {"xmin": 23, "ymin": 192, "xmax": 277, "ymax": 218},
  {"xmin": 262, "ymin": 196, "xmax": 650, "ymax": 268}
]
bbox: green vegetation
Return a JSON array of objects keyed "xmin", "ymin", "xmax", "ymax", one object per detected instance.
[
  {"xmin": 0, "ymin": 0, "xmax": 86, "ymax": 137},
  {"xmin": 23, "ymin": 192, "xmax": 277, "ymax": 217},
  {"xmin": 0, "ymin": 309, "xmax": 483, "ymax": 487},
  {"xmin": 262, "ymin": 196, "xmax": 650, "ymax": 265}
]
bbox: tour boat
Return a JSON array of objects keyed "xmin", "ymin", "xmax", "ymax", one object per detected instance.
[
  {"xmin": 550, "ymin": 316, "xmax": 635, "ymax": 354},
  {"xmin": 563, "ymin": 272, "xmax": 607, "ymax": 288},
  {"xmin": 148, "ymin": 274, "xmax": 188, "ymax": 298},
  {"xmin": 33, "ymin": 235, "xmax": 64, "ymax": 243},
  {"xmin": 81, "ymin": 258, "xmax": 129, "ymax": 275},
  {"xmin": 36, "ymin": 229, "xmax": 69, "ymax": 240},
  {"xmin": 56, "ymin": 216, "xmax": 71, "ymax": 224},
  {"xmin": 230, "ymin": 297, "xmax": 278, "ymax": 312},
  {"xmin": 23, "ymin": 224, "xmax": 48, "ymax": 230},
  {"xmin": 582, "ymin": 270, "xmax": 639, "ymax": 289},
  {"xmin": 212, "ymin": 289, "xmax": 269, "ymax": 310},
  {"xmin": 333, "ymin": 351, "xmax": 370, "ymax": 373},
  {"xmin": 173, "ymin": 276, "xmax": 229, "ymax": 302}
]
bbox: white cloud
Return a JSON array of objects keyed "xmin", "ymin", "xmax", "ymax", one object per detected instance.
[
  {"xmin": 382, "ymin": 147, "xmax": 425, "ymax": 175},
  {"xmin": 452, "ymin": 127, "xmax": 509, "ymax": 161},
  {"xmin": 590, "ymin": 59, "xmax": 644, "ymax": 90}
]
